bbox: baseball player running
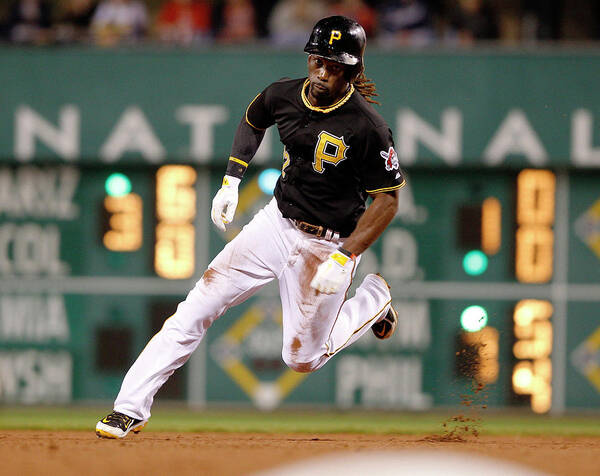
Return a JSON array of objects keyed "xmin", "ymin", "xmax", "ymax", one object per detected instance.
[{"xmin": 96, "ymin": 15, "xmax": 405, "ymax": 439}]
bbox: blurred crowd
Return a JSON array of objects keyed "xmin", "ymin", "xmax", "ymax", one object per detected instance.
[{"xmin": 0, "ymin": 0, "xmax": 599, "ymax": 48}]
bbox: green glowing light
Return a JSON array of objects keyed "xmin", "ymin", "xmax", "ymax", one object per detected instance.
[
  {"xmin": 105, "ymin": 173, "xmax": 132, "ymax": 197},
  {"xmin": 460, "ymin": 305, "xmax": 488, "ymax": 332},
  {"xmin": 463, "ymin": 250, "xmax": 488, "ymax": 276}
]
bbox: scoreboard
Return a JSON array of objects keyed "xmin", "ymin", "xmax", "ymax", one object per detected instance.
[
  {"xmin": 2, "ymin": 162, "xmax": 600, "ymax": 414},
  {"xmin": 2, "ymin": 49, "xmax": 600, "ymax": 413}
]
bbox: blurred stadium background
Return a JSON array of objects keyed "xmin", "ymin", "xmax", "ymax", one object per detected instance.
[{"xmin": 1, "ymin": 0, "xmax": 600, "ymax": 423}]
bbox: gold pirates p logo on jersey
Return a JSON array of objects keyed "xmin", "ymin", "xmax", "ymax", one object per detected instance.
[{"xmin": 313, "ymin": 131, "xmax": 349, "ymax": 173}]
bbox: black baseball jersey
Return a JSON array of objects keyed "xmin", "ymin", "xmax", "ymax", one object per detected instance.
[{"xmin": 245, "ymin": 77, "xmax": 405, "ymax": 237}]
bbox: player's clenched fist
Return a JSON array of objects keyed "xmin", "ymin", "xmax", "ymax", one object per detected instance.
[
  {"xmin": 310, "ymin": 250, "xmax": 355, "ymax": 294},
  {"xmin": 211, "ymin": 175, "xmax": 240, "ymax": 231}
]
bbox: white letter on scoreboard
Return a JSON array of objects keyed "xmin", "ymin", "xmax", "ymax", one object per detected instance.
[
  {"xmin": 571, "ymin": 109, "xmax": 600, "ymax": 166},
  {"xmin": 483, "ymin": 109, "xmax": 547, "ymax": 165},
  {"xmin": 176, "ymin": 105, "xmax": 229, "ymax": 162},
  {"xmin": 101, "ymin": 106, "xmax": 165, "ymax": 163},
  {"xmin": 15, "ymin": 105, "xmax": 80, "ymax": 162}
]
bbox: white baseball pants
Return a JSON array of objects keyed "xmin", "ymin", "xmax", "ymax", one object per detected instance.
[{"xmin": 114, "ymin": 198, "xmax": 392, "ymax": 420}]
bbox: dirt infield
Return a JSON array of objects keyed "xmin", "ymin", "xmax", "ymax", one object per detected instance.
[{"xmin": 2, "ymin": 430, "xmax": 598, "ymax": 475}]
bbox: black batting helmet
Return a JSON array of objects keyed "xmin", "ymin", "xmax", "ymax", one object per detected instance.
[{"xmin": 304, "ymin": 16, "xmax": 366, "ymax": 79}]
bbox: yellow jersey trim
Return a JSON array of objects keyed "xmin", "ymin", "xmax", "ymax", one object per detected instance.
[
  {"xmin": 229, "ymin": 156, "xmax": 249, "ymax": 167},
  {"xmin": 301, "ymin": 79, "xmax": 354, "ymax": 113},
  {"xmin": 245, "ymin": 93, "xmax": 266, "ymax": 131},
  {"xmin": 366, "ymin": 181, "xmax": 406, "ymax": 194}
]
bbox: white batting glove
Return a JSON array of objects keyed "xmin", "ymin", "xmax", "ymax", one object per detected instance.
[
  {"xmin": 310, "ymin": 250, "xmax": 355, "ymax": 294},
  {"xmin": 211, "ymin": 175, "xmax": 241, "ymax": 231}
]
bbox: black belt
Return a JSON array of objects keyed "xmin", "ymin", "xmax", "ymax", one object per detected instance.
[{"xmin": 294, "ymin": 220, "xmax": 343, "ymax": 240}]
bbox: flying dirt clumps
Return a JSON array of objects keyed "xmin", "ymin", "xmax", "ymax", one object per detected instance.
[{"xmin": 421, "ymin": 380, "xmax": 487, "ymax": 442}]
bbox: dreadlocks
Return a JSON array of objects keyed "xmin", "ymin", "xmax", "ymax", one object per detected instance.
[{"xmin": 353, "ymin": 71, "xmax": 380, "ymax": 105}]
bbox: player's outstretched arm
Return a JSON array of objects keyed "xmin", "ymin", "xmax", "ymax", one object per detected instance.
[
  {"xmin": 211, "ymin": 119, "xmax": 265, "ymax": 231},
  {"xmin": 310, "ymin": 190, "xmax": 398, "ymax": 294}
]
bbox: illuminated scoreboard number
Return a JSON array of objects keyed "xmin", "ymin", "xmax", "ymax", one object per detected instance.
[
  {"xmin": 102, "ymin": 194, "xmax": 143, "ymax": 251},
  {"xmin": 154, "ymin": 165, "xmax": 197, "ymax": 279},
  {"xmin": 101, "ymin": 165, "xmax": 198, "ymax": 279},
  {"xmin": 512, "ymin": 300, "xmax": 553, "ymax": 413},
  {"xmin": 515, "ymin": 169, "xmax": 556, "ymax": 283},
  {"xmin": 456, "ymin": 326, "xmax": 500, "ymax": 385}
]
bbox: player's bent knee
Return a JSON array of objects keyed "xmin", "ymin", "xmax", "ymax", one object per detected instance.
[
  {"xmin": 287, "ymin": 360, "xmax": 318, "ymax": 373},
  {"xmin": 282, "ymin": 355, "xmax": 321, "ymax": 373}
]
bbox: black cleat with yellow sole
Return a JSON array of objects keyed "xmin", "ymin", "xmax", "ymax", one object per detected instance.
[{"xmin": 95, "ymin": 411, "xmax": 147, "ymax": 439}]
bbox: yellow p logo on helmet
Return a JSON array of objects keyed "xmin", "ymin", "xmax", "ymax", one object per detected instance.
[{"xmin": 329, "ymin": 30, "xmax": 342, "ymax": 44}]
